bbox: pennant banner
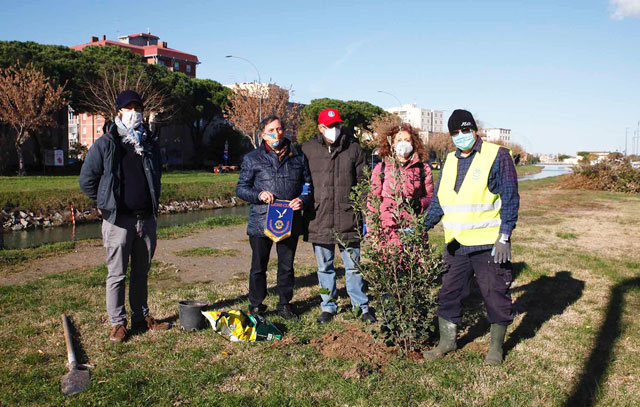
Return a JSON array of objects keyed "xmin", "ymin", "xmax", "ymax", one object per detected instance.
[{"xmin": 264, "ymin": 200, "xmax": 293, "ymax": 242}]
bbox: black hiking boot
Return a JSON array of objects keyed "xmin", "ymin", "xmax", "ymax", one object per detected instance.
[{"xmin": 277, "ymin": 304, "xmax": 299, "ymax": 321}]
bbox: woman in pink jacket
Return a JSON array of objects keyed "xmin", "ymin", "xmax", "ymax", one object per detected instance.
[{"xmin": 368, "ymin": 123, "xmax": 434, "ymax": 246}]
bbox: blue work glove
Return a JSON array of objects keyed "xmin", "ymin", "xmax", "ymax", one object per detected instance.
[
  {"xmin": 362, "ymin": 223, "xmax": 367, "ymax": 237},
  {"xmin": 491, "ymin": 234, "xmax": 511, "ymax": 263},
  {"xmin": 424, "ymin": 217, "xmax": 434, "ymax": 232},
  {"xmin": 399, "ymin": 227, "xmax": 415, "ymax": 234}
]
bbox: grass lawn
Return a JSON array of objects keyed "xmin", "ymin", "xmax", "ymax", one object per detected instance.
[
  {"xmin": 516, "ymin": 164, "xmax": 543, "ymax": 176},
  {"xmin": 1, "ymin": 165, "xmax": 540, "ymax": 216},
  {"xmin": 0, "ymin": 241, "xmax": 76, "ymax": 267},
  {"xmin": 0, "ymin": 171, "xmax": 239, "ymax": 214},
  {"xmin": 156, "ymin": 215, "xmax": 247, "ymax": 240},
  {"xmin": 1, "ymin": 176, "xmax": 639, "ymax": 406},
  {"xmin": 173, "ymin": 247, "xmax": 241, "ymax": 257}
]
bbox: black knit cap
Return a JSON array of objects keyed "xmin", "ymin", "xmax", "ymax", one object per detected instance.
[
  {"xmin": 448, "ymin": 109, "xmax": 478, "ymax": 134},
  {"xmin": 116, "ymin": 90, "xmax": 143, "ymax": 111}
]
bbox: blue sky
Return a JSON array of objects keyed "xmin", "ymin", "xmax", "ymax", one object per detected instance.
[{"xmin": 1, "ymin": 0, "xmax": 639, "ymax": 155}]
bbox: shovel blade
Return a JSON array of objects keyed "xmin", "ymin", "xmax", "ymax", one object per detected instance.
[{"xmin": 61, "ymin": 368, "xmax": 90, "ymax": 395}]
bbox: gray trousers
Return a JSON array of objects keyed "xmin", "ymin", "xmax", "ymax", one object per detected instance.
[{"xmin": 102, "ymin": 215, "xmax": 157, "ymax": 326}]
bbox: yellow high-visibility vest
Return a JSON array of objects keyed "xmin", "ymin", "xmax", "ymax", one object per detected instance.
[{"xmin": 437, "ymin": 142, "xmax": 502, "ymax": 246}]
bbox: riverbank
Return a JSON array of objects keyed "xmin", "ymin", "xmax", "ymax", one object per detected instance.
[
  {"xmin": 1, "ymin": 175, "xmax": 639, "ymax": 406},
  {"xmin": 0, "ymin": 172, "xmax": 241, "ymax": 231},
  {"xmin": 516, "ymin": 164, "xmax": 543, "ymax": 176}
]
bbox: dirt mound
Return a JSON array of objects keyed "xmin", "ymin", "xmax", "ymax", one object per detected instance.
[
  {"xmin": 311, "ymin": 323, "xmax": 397, "ymax": 364},
  {"xmin": 270, "ymin": 335, "xmax": 299, "ymax": 347}
]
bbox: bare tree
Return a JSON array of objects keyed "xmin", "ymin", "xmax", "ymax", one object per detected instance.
[
  {"xmin": 427, "ymin": 132, "xmax": 455, "ymax": 168},
  {"xmin": 490, "ymin": 139, "xmax": 528, "ymax": 165},
  {"xmin": 223, "ymin": 82, "xmax": 300, "ymax": 148},
  {"xmin": 81, "ymin": 66, "xmax": 168, "ymax": 125},
  {"xmin": 491, "ymin": 139, "xmax": 525, "ymax": 155},
  {"xmin": 369, "ymin": 114, "xmax": 401, "ymax": 143},
  {"xmin": 0, "ymin": 62, "xmax": 67, "ymax": 175}
]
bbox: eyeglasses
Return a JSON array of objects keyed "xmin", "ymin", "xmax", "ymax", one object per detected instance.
[{"xmin": 450, "ymin": 129, "xmax": 473, "ymax": 136}]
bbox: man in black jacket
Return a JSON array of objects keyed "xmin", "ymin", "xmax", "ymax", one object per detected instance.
[
  {"xmin": 302, "ymin": 108, "xmax": 375, "ymax": 324},
  {"xmin": 235, "ymin": 115, "xmax": 312, "ymax": 320},
  {"xmin": 79, "ymin": 90, "xmax": 169, "ymax": 343}
]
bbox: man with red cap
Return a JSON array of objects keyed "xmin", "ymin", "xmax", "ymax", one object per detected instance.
[{"xmin": 302, "ymin": 108, "xmax": 375, "ymax": 324}]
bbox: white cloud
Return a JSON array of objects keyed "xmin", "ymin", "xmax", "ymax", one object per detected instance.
[{"xmin": 610, "ymin": 0, "xmax": 640, "ymax": 19}]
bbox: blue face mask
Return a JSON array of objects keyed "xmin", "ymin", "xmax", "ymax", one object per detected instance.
[
  {"xmin": 451, "ymin": 130, "xmax": 475, "ymax": 151},
  {"xmin": 265, "ymin": 133, "xmax": 284, "ymax": 149}
]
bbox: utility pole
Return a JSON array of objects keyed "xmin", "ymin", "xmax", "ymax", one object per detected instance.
[
  {"xmin": 637, "ymin": 121, "xmax": 640, "ymax": 156},
  {"xmin": 625, "ymin": 127, "xmax": 629, "ymax": 156}
]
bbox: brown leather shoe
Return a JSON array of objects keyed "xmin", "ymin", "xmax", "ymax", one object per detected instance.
[
  {"xmin": 109, "ymin": 324, "xmax": 127, "ymax": 343},
  {"xmin": 133, "ymin": 316, "xmax": 170, "ymax": 332}
]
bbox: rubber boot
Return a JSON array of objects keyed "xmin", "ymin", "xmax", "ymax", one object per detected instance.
[
  {"xmin": 484, "ymin": 324, "xmax": 507, "ymax": 365},
  {"xmin": 423, "ymin": 317, "xmax": 457, "ymax": 360}
]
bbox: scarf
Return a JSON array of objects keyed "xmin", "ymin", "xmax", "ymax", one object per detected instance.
[
  {"xmin": 264, "ymin": 140, "xmax": 290, "ymax": 161},
  {"xmin": 114, "ymin": 116, "xmax": 149, "ymax": 156}
]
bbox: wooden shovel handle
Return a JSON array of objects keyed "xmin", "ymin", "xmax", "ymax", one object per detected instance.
[{"xmin": 61, "ymin": 314, "xmax": 77, "ymax": 365}]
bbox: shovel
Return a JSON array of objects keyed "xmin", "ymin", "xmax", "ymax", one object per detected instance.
[{"xmin": 60, "ymin": 314, "xmax": 90, "ymax": 395}]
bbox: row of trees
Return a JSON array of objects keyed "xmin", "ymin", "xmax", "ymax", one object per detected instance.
[
  {"xmin": 0, "ymin": 40, "xmax": 534, "ymax": 175},
  {"xmin": 0, "ymin": 41, "xmax": 236, "ymax": 174},
  {"xmin": 0, "ymin": 41, "xmax": 398, "ymax": 175}
]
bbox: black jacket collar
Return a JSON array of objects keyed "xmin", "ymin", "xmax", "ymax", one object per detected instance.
[
  {"xmin": 316, "ymin": 132, "xmax": 349, "ymax": 153},
  {"xmin": 258, "ymin": 138, "xmax": 300, "ymax": 159}
]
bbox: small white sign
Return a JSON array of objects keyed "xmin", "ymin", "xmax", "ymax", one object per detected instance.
[{"xmin": 54, "ymin": 150, "xmax": 64, "ymax": 166}]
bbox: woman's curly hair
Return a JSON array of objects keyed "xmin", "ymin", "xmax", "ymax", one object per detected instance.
[{"xmin": 375, "ymin": 122, "xmax": 428, "ymax": 161}]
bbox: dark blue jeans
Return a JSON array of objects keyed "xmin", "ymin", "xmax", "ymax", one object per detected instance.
[{"xmin": 437, "ymin": 248, "xmax": 513, "ymax": 325}]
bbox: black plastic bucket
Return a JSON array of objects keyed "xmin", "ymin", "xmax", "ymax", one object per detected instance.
[{"xmin": 178, "ymin": 300, "xmax": 208, "ymax": 332}]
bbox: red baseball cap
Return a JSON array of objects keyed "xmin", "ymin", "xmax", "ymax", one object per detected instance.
[{"xmin": 317, "ymin": 108, "xmax": 343, "ymax": 126}]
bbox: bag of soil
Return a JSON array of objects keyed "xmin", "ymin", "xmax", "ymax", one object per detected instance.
[{"xmin": 202, "ymin": 310, "xmax": 282, "ymax": 342}]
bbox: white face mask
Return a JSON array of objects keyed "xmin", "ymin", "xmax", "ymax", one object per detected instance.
[
  {"xmin": 121, "ymin": 110, "xmax": 143, "ymax": 129},
  {"xmin": 324, "ymin": 127, "xmax": 340, "ymax": 143},
  {"xmin": 394, "ymin": 140, "xmax": 413, "ymax": 158}
]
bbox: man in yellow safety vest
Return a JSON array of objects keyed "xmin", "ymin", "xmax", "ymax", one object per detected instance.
[{"xmin": 423, "ymin": 109, "xmax": 519, "ymax": 364}]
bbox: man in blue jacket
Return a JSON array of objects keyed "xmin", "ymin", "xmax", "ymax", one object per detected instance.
[
  {"xmin": 236, "ymin": 115, "xmax": 312, "ymax": 320},
  {"xmin": 79, "ymin": 90, "xmax": 169, "ymax": 343}
]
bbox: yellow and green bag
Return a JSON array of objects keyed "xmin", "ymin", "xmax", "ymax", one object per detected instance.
[{"xmin": 201, "ymin": 310, "xmax": 283, "ymax": 342}]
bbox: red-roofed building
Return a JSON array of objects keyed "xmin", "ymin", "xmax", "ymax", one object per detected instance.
[
  {"xmin": 71, "ymin": 32, "xmax": 199, "ymax": 78},
  {"xmin": 69, "ymin": 32, "xmax": 200, "ymax": 147}
]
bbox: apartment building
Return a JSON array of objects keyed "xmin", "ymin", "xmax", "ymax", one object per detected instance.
[
  {"xmin": 384, "ymin": 103, "xmax": 444, "ymax": 141},
  {"xmin": 69, "ymin": 32, "xmax": 199, "ymax": 148}
]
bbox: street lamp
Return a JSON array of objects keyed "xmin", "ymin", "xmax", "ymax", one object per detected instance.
[
  {"xmin": 377, "ymin": 90, "xmax": 403, "ymax": 110},
  {"xmin": 377, "ymin": 89, "xmax": 405, "ymax": 130},
  {"xmin": 226, "ymin": 55, "xmax": 262, "ymax": 146}
]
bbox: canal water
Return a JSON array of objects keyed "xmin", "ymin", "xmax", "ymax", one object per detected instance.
[
  {"xmin": 518, "ymin": 165, "xmax": 573, "ymax": 182},
  {"xmin": 3, "ymin": 205, "xmax": 249, "ymax": 250}
]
